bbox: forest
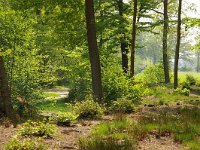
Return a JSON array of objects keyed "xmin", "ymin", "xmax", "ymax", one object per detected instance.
[{"xmin": 0, "ymin": 0, "xmax": 200, "ymax": 149}]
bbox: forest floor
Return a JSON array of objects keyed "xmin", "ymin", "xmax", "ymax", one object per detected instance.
[
  {"xmin": 0, "ymin": 87, "xmax": 199, "ymax": 150},
  {"xmin": 0, "ymin": 114, "xmax": 189, "ymax": 150}
]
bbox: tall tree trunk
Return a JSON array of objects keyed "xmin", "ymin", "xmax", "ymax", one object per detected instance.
[
  {"xmin": 85, "ymin": 0, "xmax": 103, "ymax": 101},
  {"xmin": 98, "ymin": 0, "xmax": 104, "ymax": 49},
  {"xmin": 174, "ymin": 0, "xmax": 182, "ymax": 89},
  {"xmin": 196, "ymin": 51, "xmax": 200, "ymax": 72},
  {"xmin": 0, "ymin": 56, "xmax": 17, "ymax": 125},
  {"xmin": 163, "ymin": 0, "xmax": 170, "ymax": 83},
  {"xmin": 130, "ymin": 0, "xmax": 138, "ymax": 77},
  {"xmin": 118, "ymin": 0, "xmax": 128, "ymax": 73}
]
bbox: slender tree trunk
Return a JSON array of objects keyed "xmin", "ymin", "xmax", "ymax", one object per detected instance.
[
  {"xmin": 196, "ymin": 51, "xmax": 200, "ymax": 72},
  {"xmin": 130, "ymin": 0, "xmax": 138, "ymax": 77},
  {"xmin": 85, "ymin": 0, "xmax": 103, "ymax": 101},
  {"xmin": 118, "ymin": 0, "xmax": 128, "ymax": 73},
  {"xmin": 163, "ymin": 0, "xmax": 170, "ymax": 83},
  {"xmin": 98, "ymin": 0, "xmax": 104, "ymax": 49},
  {"xmin": 174, "ymin": 0, "xmax": 182, "ymax": 89},
  {"xmin": 0, "ymin": 56, "xmax": 17, "ymax": 125}
]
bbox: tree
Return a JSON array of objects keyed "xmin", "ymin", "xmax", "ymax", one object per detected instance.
[
  {"xmin": 130, "ymin": 0, "xmax": 138, "ymax": 77},
  {"xmin": 162, "ymin": 0, "xmax": 170, "ymax": 83},
  {"xmin": 118, "ymin": 0, "xmax": 129, "ymax": 73},
  {"xmin": 85, "ymin": 0, "xmax": 103, "ymax": 101},
  {"xmin": 174, "ymin": 0, "xmax": 182, "ymax": 89},
  {"xmin": 0, "ymin": 56, "xmax": 17, "ymax": 125}
]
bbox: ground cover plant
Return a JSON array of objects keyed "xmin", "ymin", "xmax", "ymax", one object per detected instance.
[
  {"xmin": 18, "ymin": 120, "xmax": 56, "ymax": 137},
  {"xmin": 5, "ymin": 138, "xmax": 47, "ymax": 150},
  {"xmin": 74, "ymin": 97, "xmax": 104, "ymax": 119},
  {"xmin": 79, "ymin": 117, "xmax": 143, "ymax": 150},
  {"xmin": 138, "ymin": 106, "xmax": 200, "ymax": 150}
]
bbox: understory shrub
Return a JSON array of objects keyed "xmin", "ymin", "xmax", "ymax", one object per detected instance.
[
  {"xmin": 173, "ymin": 88, "xmax": 190, "ymax": 96},
  {"xmin": 110, "ymin": 98, "xmax": 135, "ymax": 113},
  {"xmin": 50, "ymin": 112, "xmax": 78, "ymax": 126},
  {"xmin": 12, "ymin": 96, "xmax": 40, "ymax": 118},
  {"xmin": 181, "ymin": 82, "xmax": 191, "ymax": 90},
  {"xmin": 18, "ymin": 120, "xmax": 56, "ymax": 137},
  {"xmin": 185, "ymin": 74, "xmax": 196, "ymax": 86},
  {"xmin": 74, "ymin": 97, "xmax": 104, "ymax": 119},
  {"xmin": 5, "ymin": 137, "xmax": 46, "ymax": 150},
  {"xmin": 137, "ymin": 64, "xmax": 166, "ymax": 85},
  {"xmin": 102, "ymin": 67, "xmax": 142, "ymax": 102}
]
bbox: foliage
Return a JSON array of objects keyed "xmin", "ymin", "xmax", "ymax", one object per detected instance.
[
  {"xmin": 181, "ymin": 82, "xmax": 191, "ymax": 90},
  {"xmin": 79, "ymin": 117, "xmax": 145, "ymax": 150},
  {"xmin": 5, "ymin": 137, "xmax": 46, "ymax": 150},
  {"xmin": 102, "ymin": 67, "xmax": 142, "ymax": 102},
  {"xmin": 185, "ymin": 74, "xmax": 196, "ymax": 86},
  {"xmin": 18, "ymin": 120, "xmax": 56, "ymax": 137},
  {"xmin": 137, "ymin": 64, "xmax": 166, "ymax": 85},
  {"xmin": 110, "ymin": 98, "xmax": 135, "ymax": 113},
  {"xmin": 138, "ymin": 107, "xmax": 200, "ymax": 150},
  {"xmin": 74, "ymin": 97, "xmax": 104, "ymax": 119},
  {"xmin": 173, "ymin": 88, "xmax": 190, "ymax": 96},
  {"xmin": 36, "ymin": 99, "xmax": 72, "ymax": 113},
  {"xmin": 50, "ymin": 112, "xmax": 78, "ymax": 126}
]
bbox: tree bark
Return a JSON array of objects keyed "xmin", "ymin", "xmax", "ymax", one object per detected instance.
[
  {"xmin": 0, "ymin": 56, "xmax": 17, "ymax": 125},
  {"xmin": 196, "ymin": 51, "xmax": 200, "ymax": 72},
  {"xmin": 163, "ymin": 0, "xmax": 170, "ymax": 83},
  {"xmin": 85, "ymin": 0, "xmax": 103, "ymax": 101},
  {"xmin": 118, "ymin": 0, "xmax": 129, "ymax": 73},
  {"xmin": 174, "ymin": 0, "xmax": 182, "ymax": 89},
  {"xmin": 130, "ymin": 0, "xmax": 138, "ymax": 77}
]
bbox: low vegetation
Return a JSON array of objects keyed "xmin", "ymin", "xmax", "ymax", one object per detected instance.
[
  {"xmin": 18, "ymin": 120, "xmax": 56, "ymax": 137},
  {"xmin": 5, "ymin": 138, "xmax": 46, "ymax": 150},
  {"xmin": 74, "ymin": 97, "xmax": 104, "ymax": 119}
]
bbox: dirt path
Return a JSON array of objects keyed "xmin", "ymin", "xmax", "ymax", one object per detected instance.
[
  {"xmin": 0, "ymin": 126, "xmax": 17, "ymax": 150},
  {"xmin": 138, "ymin": 135, "xmax": 189, "ymax": 150},
  {"xmin": 44, "ymin": 87, "xmax": 69, "ymax": 100},
  {"xmin": 45, "ymin": 121, "xmax": 100, "ymax": 150},
  {"xmin": 0, "ymin": 120, "xmax": 100, "ymax": 150},
  {"xmin": 0, "ymin": 118, "xmax": 189, "ymax": 150}
]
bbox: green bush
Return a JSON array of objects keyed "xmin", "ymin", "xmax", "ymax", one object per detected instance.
[
  {"xmin": 110, "ymin": 98, "xmax": 135, "ymax": 113},
  {"xmin": 181, "ymin": 82, "xmax": 191, "ymax": 90},
  {"xmin": 102, "ymin": 68, "xmax": 141, "ymax": 102},
  {"xmin": 5, "ymin": 138, "xmax": 46, "ymax": 150},
  {"xmin": 138, "ymin": 64, "xmax": 166, "ymax": 85},
  {"xmin": 74, "ymin": 97, "xmax": 104, "ymax": 119},
  {"xmin": 18, "ymin": 120, "xmax": 56, "ymax": 137},
  {"xmin": 186, "ymin": 74, "xmax": 196, "ymax": 86},
  {"xmin": 50, "ymin": 112, "xmax": 78, "ymax": 126},
  {"xmin": 173, "ymin": 88, "xmax": 190, "ymax": 96}
]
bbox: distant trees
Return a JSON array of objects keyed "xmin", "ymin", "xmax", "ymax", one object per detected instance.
[{"xmin": 85, "ymin": 0, "xmax": 103, "ymax": 101}]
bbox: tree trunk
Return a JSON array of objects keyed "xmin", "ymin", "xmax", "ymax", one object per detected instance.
[
  {"xmin": 163, "ymin": 0, "xmax": 170, "ymax": 83},
  {"xmin": 85, "ymin": 0, "xmax": 103, "ymax": 102},
  {"xmin": 118, "ymin": 0, "xmax": 129, "ymax": 73},
  {"xmin": 130, "ymin": 0, "xmax": 138, "ymax": 77},
  {"xmin": 0, "ymin": 56, "xmax": 17, "ymax": 125},
  {"xmin": 196, "ymin": 51, "xmax": 200, "ymax": 72},
  {"xmin": 174, "ymin": 0, "xmax": 182, "ymax": 89}
]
